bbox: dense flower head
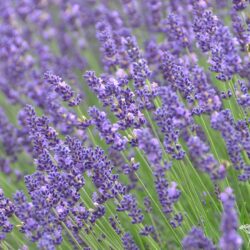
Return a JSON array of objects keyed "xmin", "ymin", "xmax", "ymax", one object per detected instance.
[
  {"xmin": 209, "ymin": 25, "xmax": 242, "ymax": 81},
  {"xmin": 0, "ymin": 109, "xmax": 20, "ymax": 161},
  {"xmin": 219, "ymin": 187, "xmax": 242, "ymax": 250},
  {"xmin": 182, "ymin": 227, "xmax": 216, "ymax": 250},
  {"xmin": 122, "ymin": 35, "xmax": 141, "ymax": 63},
  {"xmin": 121, "ymin": 0, "xmax": 141, "ymax": 28},
  {"xmin": 84, "ymin": 71, "xmax": 146, "ymax": 129},
  {"xmin": 95, "ymin": 20, "xmax": 118, "ymax": 69},
  {"xmin": 88, "ymin": 106, "xmax": 128, "ymax": 150},
  {"xmin": 231, "ymin": 10, "xmax": 250, "ymax": 52},
  {"xmin": 134, "ymin": 128, "xmax": 162, "ymax": 164},
  {"xmin": 0, "ymin": 189, "xmax": 14, "ymax": 241},
  {"xmin": 187, "ymin": 136, "xmax": 226, "ymax": 180},
  {"xmin": 117, "ymin": 194, "xmax": 144, "ymax": 224},
  {"xmin": 122, "ymin": 232, "xmax": 139, "ymax": 250},
  {"xmin": 193, "ymin": 10, "xmax": 219, "ymax": 52},
  {"xmin": 144, "ymin": 0, "xmax": 163, "ymax": 30},
  {"xmin": 44, "ymin": 72, "xmax": 82, "ymax": 107},
  {"xmin": 235, "ymin": 80, "xmax": 250, "ymax": 108},
  {"xmin": 155, "ymin": 86, "xmax": 191, "ymax": 159},
  {"xmin": 211, "ymin": 110, "xmax": 250, "ymax": 180},
  {"xmin": 232, "ymin": 0, "xmax": 248, "ymax": 11},
  {"xmin": 163, "ymin": 13, "xmax": 190, "ymax": 52}
]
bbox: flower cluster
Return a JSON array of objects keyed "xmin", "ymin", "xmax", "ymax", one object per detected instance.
[
  {"xmin": 0, "ymin": 189, "xmax": 14, "ymax": 241},
  {"xmin": 182, "ymin": 227, "xmax": 216, "ymax": 250},
  {"xmin": 211, "ymin": 110, "xmax": 250, "ymax": 180},
  {"xmin": 220, "ymin": 187, "xmax": 242, "ymax": 250}
]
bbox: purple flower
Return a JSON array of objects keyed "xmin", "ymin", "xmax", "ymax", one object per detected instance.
[
  {"xmin": 109, "ymin": 216, "xmax": 122, "ymax": 235},
  {"xmin": 0, "ymin": 158, "xmax": 11, "ymax": 175},
  {"xmin": 182, "ymin": 227, "xmax": 216, "ymax": 250},
  {"xmin": 193, "ymin": 9, "xmax": 241, "ymax": 81},
  {"xmin": 134, "ymin": 128, "xmax": 162, "ymax": 164},
  {"xmin": 121, "ymin": 0, "xmax": 141, "ymax": 28},
  {"xmin": 209, "ymin": 27, "xmax": 241, "ymax": 81},
  {"xmin": 235, "ymin": 80, "xmax": 250, "ymax": 108},
  {"xmin": 84, "ymin": 71, "xmax": 145, "ymax": 129},
  {"xmin": 193, "ymin": 10, "xmax": 219, "ymax": 52},
  {"xmin": 160, "ymin": 51, "xmax": 194, "ymax": 101},
  {"xmin": 155, "ymin": 86, "xmax": 191, "ymax": 160},
  {"xmin": 0, "ymin": 108, "xmax": 20, "ymax": 161},
  {"xmin": 155, "ymin": 175, "xmax": 181, "ymax": 216},
  {"xmin": 231, "ymin": 10, "xmax": 250, "ymax": 51},
  {"xmin": 140, "ymin": 225, "xmax": 154, "ymax": 236},
  {"xmin": 143, "ymin": 197, "xmax": 152, "ymax": 213},
  {"xmin": 232, "ymin": 0, "xmax": 248, "ymax": 11},
  {"xmin": 211, "ymin": 110, "xmax": 249, "ymax": 180},
  {"xmin": 95, "ymin": 20, "xmax": 118, "ymax": 70},
  {"xmin": 0, "ymin": 189, "xmax": 15, "ymax": 241},
  {"xmin": 117, "ymin": 194, "xmax": 144, "ymax": 224},
  {"xmin": 187, "ymin": 136, "xmax": 226, "ymax": 180},
  {"xmin": 122, "ymin": 35, "xmax": 141, "ymax": 63},
  {"xmin": 122, "ymin": 232, "xmax": 139, "ymax": 250},
  {"xmin": 219, "ymin": 187, "xmax": 242, "ymax": 250},
  {"xmin": 88, "ymin": 106, "xmax": 128, "ymax": 150},
  {"xmin": 144, "ymin": 0, "xmax": 163, "ymax": 31},
  {"xmin": 131, "ymin": 59, "xmax": 157, "ymax": 110},
  {"xmin": 162, "ymin": 13, "xmax": 190, "ymax": 52},
  {"xmin": 44, "ymin": 72, "xmax": 82, "ymax": 107},
  {"xmin": 191, "ymin": 66, "xmax": 222, "ymax": 114},
  {"xmin": 133, "ymin": 128, "xmax": 181, "ymax": 221}
]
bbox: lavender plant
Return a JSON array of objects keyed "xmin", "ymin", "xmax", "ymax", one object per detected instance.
[{"xmin": 0, "ymin": 0, "xmax": 250, "ymax": 249}]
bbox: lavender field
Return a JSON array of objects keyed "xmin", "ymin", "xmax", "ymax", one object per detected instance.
[{"xmin": 0, "ymin": 0, "xmax": 250, "ymax": 249}]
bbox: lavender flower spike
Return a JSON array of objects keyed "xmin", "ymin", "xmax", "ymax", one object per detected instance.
[
  {"xmin": 220, "ymin": 187, "xmax": 242, "ymax": 250},
  {"xmin": 182, "ymin": 227, "xmax": 216, "ymax": 250}
]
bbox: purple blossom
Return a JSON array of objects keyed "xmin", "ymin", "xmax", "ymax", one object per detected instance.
[
  {"xmin": 193, "ymin": 10, "xmax": 219, "ymax": 52},
  {"xmin": 232, "ymin": 0, "xmax": 248, "ymax": 11},
  {"xmin": 117, "ymin": 194, "xmax": 144, "ymax": 224},
  {"xmin": 144, "ymin": 197, "xmax": 152, "ymax": 213},
  {"xmin": 133, "ymin": 128, "xmax": 181, "ymax": 220},
  {"xmin": 122, "ymin": 35, "xmax": 141, "ymax": 63},
  {"xmin": 231, "ymin": 10, "xmax": 250, "ymax": 51},
  {"xmin": 140, "ymin": 225, "xmax": 154, "ymax": 236},
  {"xmin": 162, "ymin": 13, "xmax": 190, "ymax": 52},
  {"xmin": 160, "ymin": 51, "xmax": 194, "ymax": 100},
  {"xmin": 44, "ymin": 72, "xmax": 82, "ymax": 107},
  {"xmin": 211, "ymin": 110, "xmax": 249, "ymax": 180},
  {"xmin": 0, "ymin": 108, "xmax": 20, "ymax": 161},
  {"xmin": 144, "ymin": 0, "xmax": 163, "ymax": 30},
  {"xmin": 88, "ymin": 106, "xmax": 128, "ymax": 150},
  {"xmin": 193, "ymin": 9, "xmax": 241, "ymax": 81},
  {"xmin": 96, "ymin": 20, "xmax": 118, "ymax": 69},
  {"xmin": 187, "ymin": 136, "xmax": 226, "ymax": 180},
  {"xmin": 155, "ymin": 86, "xmax": 191, "ymax": 160},
  {"xmin": 182, "ymin": 227, "xmax": 216, "ymax": 250},
  {"xmin": 235, "ymin": 80, "xmax": 250, "ymax": 108},
  {"xmin": 131, "ymin": 59, "xmax": 157, "ymax": 110},
  {"xmin": 0, "ymin": 189, "xmax": 14, "ymax": 241},
  {"xmin": 219, "ymin": 187, "xmax": 242, "ymax": 250},
  {"xmin": 191, "ymin": 66, "xmax": 222, "ymax": 114},
  {"xmin": 134, "ymin": 128, "xmax": 162, "ymax": 164},
  {"xmin": 84, "ymin": 71, "xmax": 145, "ymax": 129},
  {"xmin": 209, "ymin": 25, "xmax": 242, "ymax": 81},
  {"xmin": 109, "ymin": 216, "xmax": 121, "ymax": 235},
  {"xmin": 121, "ymin": 0, "xmax": 141, "ymax": 28},
  {"xmin": 122, "ymin": 232, "xmax": 139, "ymax": 250}
]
